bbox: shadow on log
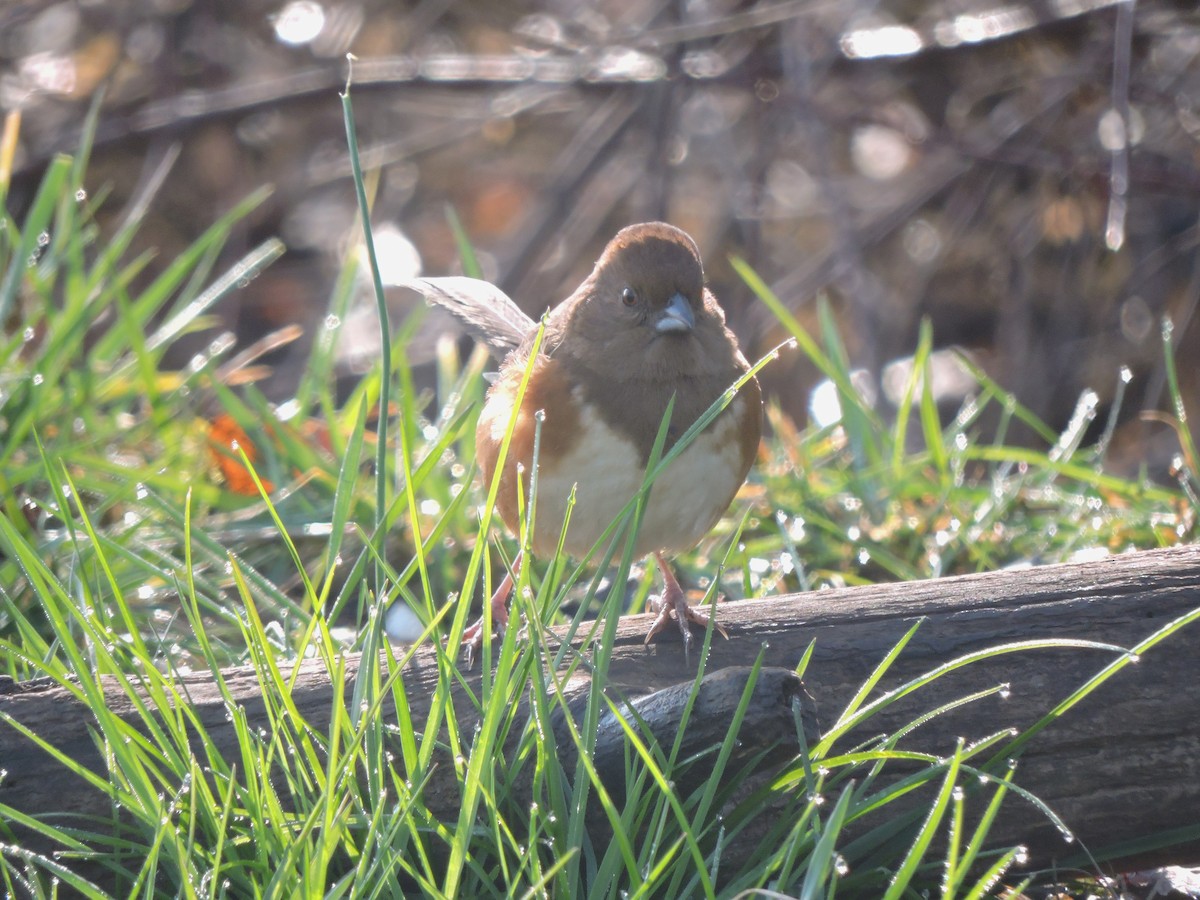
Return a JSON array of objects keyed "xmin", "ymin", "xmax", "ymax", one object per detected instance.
[{"xmin": 3, "ymin": 544, "xmax": 1200, "ymax": 877}]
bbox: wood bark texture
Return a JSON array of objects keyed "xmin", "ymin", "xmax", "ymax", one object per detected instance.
[{"xmin": 3, "ymin": 544, "xmax": 1200, "ymax": 876}]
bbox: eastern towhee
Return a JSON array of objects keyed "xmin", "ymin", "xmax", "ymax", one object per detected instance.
[{"xmin": 413, "ymin": 222, "xmax": 762, "ymax": 664}]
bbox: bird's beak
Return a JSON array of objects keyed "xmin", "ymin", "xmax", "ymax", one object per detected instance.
[{"xmin": 655, "ymin": 292, "xmax": 695, "ymax": 333}]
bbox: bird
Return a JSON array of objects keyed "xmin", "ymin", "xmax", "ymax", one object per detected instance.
[{"xmin": 411, "ymin": 222, "xmax": 762, "ymax": 664}]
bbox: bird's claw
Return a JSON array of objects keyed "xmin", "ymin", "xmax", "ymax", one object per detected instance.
[
  {"xmin": 643, "ymin": 553, "xmax": 728, "ymax": 662},
  {"xmin": 643, "ymin": 592, "xmax": 728, "ymax": 662},
  {"xmin": 460, "ymin": 615, "xmax": 508, "ymax": 669},
  {"xmin": 460, "ymin": 620, "xmax": 486, "ymax": 669},
  {"xmin": 458, "ymin": 556, "xmax": 518, "ymax": 669}
]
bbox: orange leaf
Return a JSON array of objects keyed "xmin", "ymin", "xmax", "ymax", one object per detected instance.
[{"xmin": 208, "ymin": 413, "xmax": 275, "ymax": 495}]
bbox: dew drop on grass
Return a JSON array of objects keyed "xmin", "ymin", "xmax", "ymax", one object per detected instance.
[
  {"xmin": 786, "ymin": 338, "xmax": 799, "ymax": 350},
  {"xmin": 324, "ymin": 314, "xmax": 341, "ymax": 330},
  {"xmin": 952, "ymin": 786, "xmax": 965, "ymax": 801},
  {"xmin": 1127, "ymin": 652, "xmax": 1140, "ymax": 664},
  {"xmin": 834, "ymin": 854, "xmax": 849, "ymax": 876},
  {"xmin": 75, "ymin": 188, "xmax": 87, "ymax": 202},
  {"xmin": 37, "ymin": 231, "xmax": 50, "ymax": 247},
  {"xmin": 22, "ymin": 327, "xmax": 35, "ymax": 343},
  {"xmin": 31, "ymin": 373, "xmax": 43, "ymax": 386},
  {"xmin": 999, "ymin": 683, "xmax": 1011, "ymax": 699},
  {"xmin": 210, "ymin": 332, "xmax": 237, "ymax": 356}
]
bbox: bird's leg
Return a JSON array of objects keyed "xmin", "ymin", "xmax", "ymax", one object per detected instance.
[
  {"xmin": 462, "ymin": 550, "xmax": 523, "ymax": 668},
  {"xmin": 644, "ymin": 552, "xmax": 728, "ymax": 660}
]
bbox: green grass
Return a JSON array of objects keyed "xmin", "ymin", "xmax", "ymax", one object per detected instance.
[{"xmin": 1, "ymin": 100, "xmax": 1199, "ymax": 897}]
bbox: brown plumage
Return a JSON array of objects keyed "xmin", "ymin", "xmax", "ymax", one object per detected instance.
[{"xmin": 414, "ymin": 222, "xmax": 762, "ymax": 663}]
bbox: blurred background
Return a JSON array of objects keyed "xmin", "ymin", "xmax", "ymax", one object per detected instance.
[{"xmin": 4, "ymin": 0, "xmax": 1199, "ymax": 477}]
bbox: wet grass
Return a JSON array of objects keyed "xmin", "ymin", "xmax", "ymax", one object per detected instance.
[{"xmin": 1, "ymin": 101, "xmax": 1198, "ymax": 897}]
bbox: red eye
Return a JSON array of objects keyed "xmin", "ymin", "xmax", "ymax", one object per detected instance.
[{"xmin": 621, "ymin": 287, "xmax": 637, "ymax": 307}]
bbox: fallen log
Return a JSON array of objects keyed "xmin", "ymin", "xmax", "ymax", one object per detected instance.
[{"xmin": 3, "ymin": 544, "xmax": 1200, "ymax": 879}]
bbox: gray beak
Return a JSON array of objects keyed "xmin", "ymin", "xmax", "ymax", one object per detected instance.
[{"xmin": 655, "ymin": 292, "xmax": 695, "ymax": 333}]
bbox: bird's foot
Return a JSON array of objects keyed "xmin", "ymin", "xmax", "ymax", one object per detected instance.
[
  {"xmin": 461, "ymin": 614, "xmax": 504, "ymax": 670},
  {"xmin": 458, "ymin": 554, "xmax": 518, "ymax": 669},
  {"xmin": 643, "ymin": 554, "xmax": 728, "ymax": 662}
]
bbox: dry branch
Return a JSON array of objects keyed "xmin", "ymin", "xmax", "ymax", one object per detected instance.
[{"xmin": 3, "ymin": 545, "xmax": 1200, "ymax": 875}]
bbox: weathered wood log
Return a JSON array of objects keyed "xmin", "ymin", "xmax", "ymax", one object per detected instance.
[{"xmin": 3, "ymin": 544, "xmax": 1200, "ymax": 878}]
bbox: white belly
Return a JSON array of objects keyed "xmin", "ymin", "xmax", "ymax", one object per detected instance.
[{"xmin": 528, "ymin": 395, "xmax": 747, "ymax": 559}]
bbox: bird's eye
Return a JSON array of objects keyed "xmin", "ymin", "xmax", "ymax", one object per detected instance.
[{"xmin": 621, "ymin": 287, "xmax": 638, "ymax": 307}]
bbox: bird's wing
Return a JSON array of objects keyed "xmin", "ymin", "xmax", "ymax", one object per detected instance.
[{"xmin": 409, "ymin": 276, "xmax": 535, "ymax": 358}]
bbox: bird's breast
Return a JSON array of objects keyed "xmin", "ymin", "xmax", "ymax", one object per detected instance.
[{"xmin": 478, "ymin": 360, "xmax": 755, "ymax": 558}]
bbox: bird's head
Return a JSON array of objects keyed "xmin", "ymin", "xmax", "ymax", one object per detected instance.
[{"xmin": 553, "ymin": 222, "xmax": 730, "ymax": 380}]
